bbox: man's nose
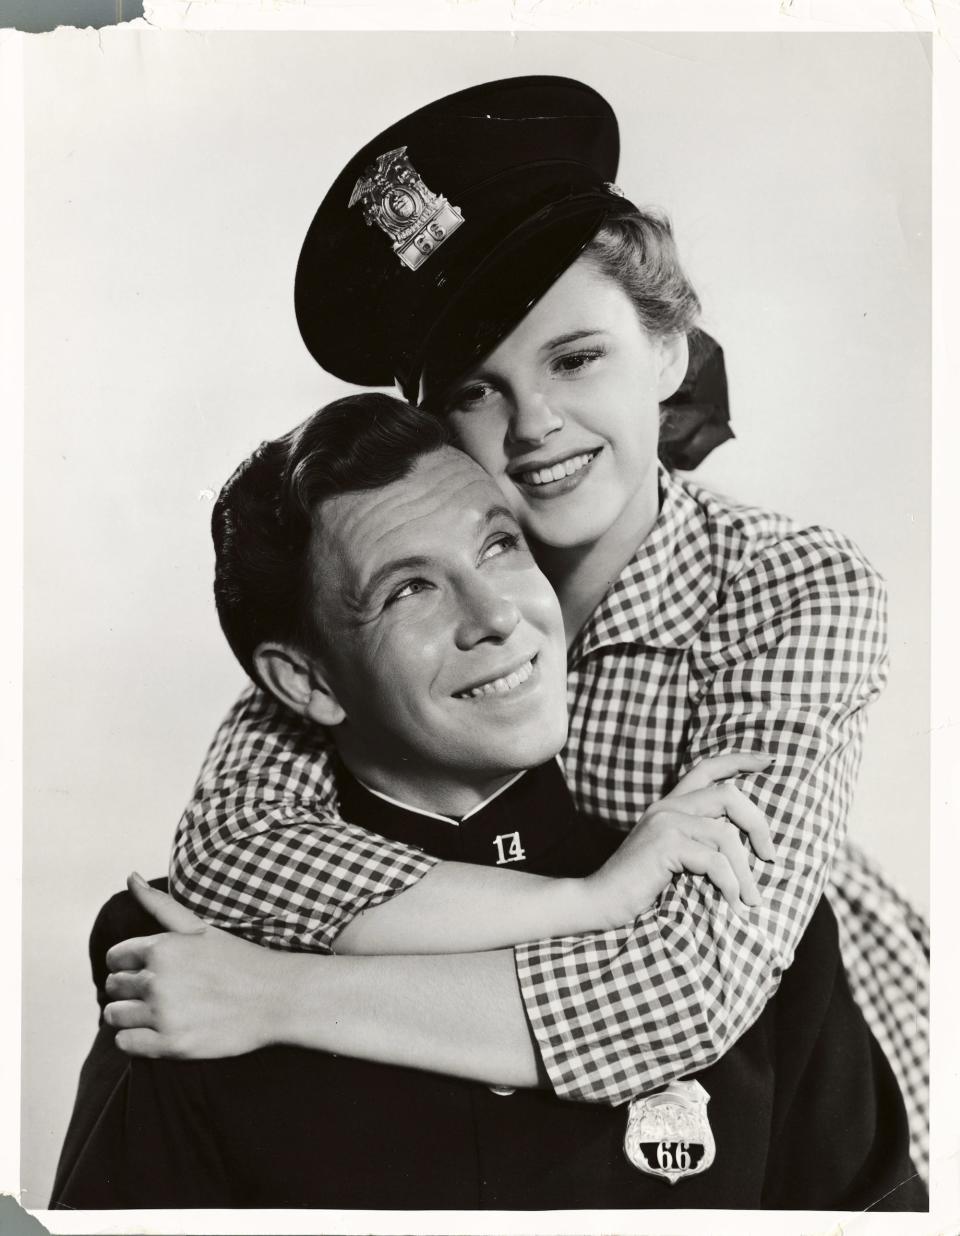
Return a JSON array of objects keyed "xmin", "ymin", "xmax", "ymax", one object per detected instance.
[
  {"xmin": 507, "ymin": 387, "xmax": 563, "ymax": 446},
  {"xmin": 454, "ymin": 577, "xmax": 521, "ymax": 649}
]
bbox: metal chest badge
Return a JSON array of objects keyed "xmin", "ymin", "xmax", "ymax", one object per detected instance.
[
  {"xmin": 623, "ymin": 1080, "xmax": 716, "ymax": 1185},
  {"xmin": 349, "ymin": 147, "xmax": 464, "ymax": 271}
]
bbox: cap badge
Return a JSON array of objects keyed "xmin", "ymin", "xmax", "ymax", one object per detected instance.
[
  {"xmin": 349, "ymin": 146, "xmax": 464, "ymax": 271},
  {"xmin": 623, "ymin": 1079, "xmax": 716, "ymax": 1185}
]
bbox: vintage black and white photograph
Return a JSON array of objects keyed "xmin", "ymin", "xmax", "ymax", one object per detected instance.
[{"xmin": 8, "ymin": 11, "xmax": 949, "ymax": 1232}]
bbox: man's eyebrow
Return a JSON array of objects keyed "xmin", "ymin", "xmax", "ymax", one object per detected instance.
[
  {"xmin": 351, "ymin": 554, "xmax": 434, "ymax": 614},
  {"xmin": 479, "ymin": 503, "xmax": 521, "ymax": 531},
  {"xmin": 349, "ymin": 504, "xmax": 519, "ymax": 615}
]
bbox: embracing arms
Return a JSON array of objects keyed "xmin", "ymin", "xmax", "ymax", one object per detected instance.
[
  {"xmin": 106, "ymin": 755, "xmax": 773, "ymax": 1075},
  {"xmin": 114, "ymin": 528, "xmax": 887, "ymax": 1100},
  {"xmin": 517, "ymin": 529, "xmax": 888, "ymax": 1101},
  {"xmin": 173, "ymin": 690, "xmax": 769, "ymax": 956},
  {"xmin": 107, "ymin": 886, "xmax": 543, "ymax": 1083},
  {"xmin": 335, "ymin": 756, "xmax": 774, "ymax": 954}
]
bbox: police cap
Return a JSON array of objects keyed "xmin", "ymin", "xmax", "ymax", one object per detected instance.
[
  {"xmin": 295, "ymin": 75, "xmax": 732, "ymax": 469},
  {"xmin": 295, "ymin": 75, "xmax": 640, "ymax": 407}
]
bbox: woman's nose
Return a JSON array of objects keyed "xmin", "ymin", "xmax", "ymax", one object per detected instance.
[
  {"xmin": 455, "ymin": 579, "xmax": 521, "ymax": 649},
  {"xmin": 507, "ymin": 389, "xmax": 563, "ymax": 446}
]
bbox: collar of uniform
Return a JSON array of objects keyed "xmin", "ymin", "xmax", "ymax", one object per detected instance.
[
  {"xmin": 569, "ymin": 466, "xmax": 721, "ymax": 662},
  {"xmin": 333, "ymin": 757, "xmax": 575, "ymax": 859},
  {"xmin": 352, "ymin": 766, "xmax": 530, "ymax": 827}
]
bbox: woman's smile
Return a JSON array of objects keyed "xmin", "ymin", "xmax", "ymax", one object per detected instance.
[
  {"xmin": 509, "ymin": 447, "xmax": 602, "ymax": 498},
  {"xmin": 443, "ymin": 257, "xmax": 688, "ymax": 556}
]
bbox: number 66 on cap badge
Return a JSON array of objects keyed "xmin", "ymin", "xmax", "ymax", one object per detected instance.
[
  {"xmin": 349, "ymin": 147, "xmax": 464, "ymax": 271},
  {"xmin": 623, "ymin": 1080, "xmax": 716, "ymax": 1184}
]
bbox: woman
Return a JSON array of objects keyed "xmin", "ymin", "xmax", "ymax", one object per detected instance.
[{"xmin": 117, "ymin": 76, "xmax": 927, "ymax": 1184}]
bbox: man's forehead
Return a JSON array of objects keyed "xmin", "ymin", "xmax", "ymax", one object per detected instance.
[
  {"xmin": 407, "ymin": 445, "xmax": 494, "ymax": 497},
  {"xmin": 317, "ymin": 448, "xmax": 506, "ymax": 569}
]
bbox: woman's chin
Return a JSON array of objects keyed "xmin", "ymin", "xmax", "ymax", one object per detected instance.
[{"xmin": 521, "ymin": 502, "xmax": 618, "ymax": 554}]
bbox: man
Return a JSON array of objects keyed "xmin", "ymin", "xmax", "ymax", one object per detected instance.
[{"xmin": 52, "ymin": 394, "xmax": 921, "ymax": 1210}]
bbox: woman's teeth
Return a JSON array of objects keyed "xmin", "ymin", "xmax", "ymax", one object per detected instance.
[
  {"xmin": 521, "ymin": 451, "xmax": 596, "ymax": 487},
  {"xmin": 458, "ymin": 657, "xmax": 535, "ymax": 700}
]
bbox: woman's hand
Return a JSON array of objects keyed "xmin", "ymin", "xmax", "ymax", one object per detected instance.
[
  {"xmin": 103, "ymin": 874, "xmax": 284, "ymax": 1059},
  {"xmin": 581, "ymin": 753, "xmax": 776, "ymax": 930},
  {"xmin": 103, "ymin": 877, "xmax": 541, "ymax": 1083}
]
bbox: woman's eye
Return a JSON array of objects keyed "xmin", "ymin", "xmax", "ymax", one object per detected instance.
[
  {"xmin": 552, "ymin": 348, "xmax": 604, "ymax": 376},
  {"xmin": 447, "ymin": 382, "xmax": 495, "ymax": 412}
]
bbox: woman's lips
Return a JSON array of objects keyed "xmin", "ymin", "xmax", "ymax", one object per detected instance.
[{"xmin": 510, "ymin": 448, "xmax": 601, "ymax": 499}]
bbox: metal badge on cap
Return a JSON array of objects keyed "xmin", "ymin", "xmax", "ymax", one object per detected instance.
[
  {"xmin": 623, "ymin": 1079, "xmax": 716, "ymax": 1185},
  {"xmin": 349, "ymin": 147, "xmax": 464, "ymax": 271}
]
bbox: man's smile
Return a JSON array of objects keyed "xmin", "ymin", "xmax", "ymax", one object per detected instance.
[{"xmin": 453, "ymin": 654, "xmax": 539, "ymax": 700}]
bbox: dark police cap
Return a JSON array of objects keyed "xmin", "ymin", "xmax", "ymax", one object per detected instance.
[{"xmin": 295, "ymin": 75, "xmax": 731, "ymax": 470}]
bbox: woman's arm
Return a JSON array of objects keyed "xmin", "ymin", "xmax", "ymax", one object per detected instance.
[
  {"xmin": 171, "ymin": 686, "xmax": 442, "ymax": 953},
  {"xmin": 105, "ymin": 887, "xmax": 543, "ymax": 1085},
  {"xmin": 108, "ymin": 756, "xmax": 774, "ymax": 1073},
  {"xmin": 177, "ymin": 687, "xmax": 770, "ymax": 958},
  {"xmin": 338, "ymin": 760, "xmax": 773, "ymax": 954},
  {"xmin": 335, "ymin": 865, "xmax": 593, "ymax": 954},
  {"xmin": 162, "ymin": 535, "xmax": 883, "ymax": 1102},
  {"xmin": 513, "ymin": 530, "xmax": 889, "ymax": 1104}
]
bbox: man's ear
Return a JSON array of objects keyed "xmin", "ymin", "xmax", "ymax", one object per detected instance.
[
  {"xmin": 253, "ymin": 642, "xmax": 346, "ymax": 727},
  {"xmin": 656, "ymin": 333, "xmax": 690, "ymax": 402}
]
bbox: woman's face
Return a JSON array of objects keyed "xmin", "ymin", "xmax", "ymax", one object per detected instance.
[{"xmin": 437, "ymin": 257, "xmax": 687, "ymax": 554}]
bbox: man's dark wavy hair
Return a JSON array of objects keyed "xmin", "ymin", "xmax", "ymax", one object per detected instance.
[{"xmin": 213, "ymin": 393, "xmax": 451, "ymax": 686}]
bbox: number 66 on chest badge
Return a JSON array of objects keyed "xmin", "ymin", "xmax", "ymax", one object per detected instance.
[{"xmin": 623, "ymin": 1080, "xmax": 715, "ymax": 1184}]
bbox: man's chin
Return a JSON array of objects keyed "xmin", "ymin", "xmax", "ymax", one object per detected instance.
[{"xmin": 473, "ymin": 726, "xmax": 566, "ymax": 776}]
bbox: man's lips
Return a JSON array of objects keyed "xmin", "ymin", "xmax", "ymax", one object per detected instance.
[
  {"xmin": 508, "ymin": 448, "xmax": 601, "ymax": 490},
  {"xmin": 453, "ymin": 654, "xmax": 538, "ymax": 700}
]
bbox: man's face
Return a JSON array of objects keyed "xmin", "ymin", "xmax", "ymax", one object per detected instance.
[{"xmin": 310, "ymin": 446, "xmax": 569, "ymax": 813}]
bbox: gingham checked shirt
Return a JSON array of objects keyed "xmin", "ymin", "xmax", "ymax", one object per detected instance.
[{"xmin": 171, "ymin": 468, "xmax": 928, "ymax": 1181}]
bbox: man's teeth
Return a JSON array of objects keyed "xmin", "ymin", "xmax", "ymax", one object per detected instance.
[
  {"xmin": 522, "ymin": 451, "xmax": 595, "ymax": 487},
  {"xmin": 458, "ymin": 658, "xmax": 535, "ymax": 700}
]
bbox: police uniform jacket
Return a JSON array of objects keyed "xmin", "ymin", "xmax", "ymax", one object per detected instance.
[{"xmin": 52, "ymin": 758, "xmax": 922, "ymax": 1211}]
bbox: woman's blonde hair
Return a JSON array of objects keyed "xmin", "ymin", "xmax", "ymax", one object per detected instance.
[{"xmin": 582, "ymin": 210, "xmax": 701, "ymax": 338}]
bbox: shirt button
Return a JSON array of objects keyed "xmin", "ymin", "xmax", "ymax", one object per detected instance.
[{"xmin": 488, "ymin": 1085, "xmax": 516, "ymax": 1097}]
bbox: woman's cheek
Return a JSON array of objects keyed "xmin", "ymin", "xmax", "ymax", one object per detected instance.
[
  {"xmin": 449, "ymin": 412, "xmax": 507, "ymax": 475},
  {"xmin": 494, "ymin": 480, "xmax": 529, "ymax": 525},
  {"xmin": 521, "ymin": 570, "xmax": 565, "ymax": 630}
]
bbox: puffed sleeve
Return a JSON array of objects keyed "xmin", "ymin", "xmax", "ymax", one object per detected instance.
[
  {"xmin": 515, "ymin": 527, "xmax": 887, "ymax": 1103},
  {"xmin": 169, "ymin": 685, "xmax": 439, "ymax": 952}
]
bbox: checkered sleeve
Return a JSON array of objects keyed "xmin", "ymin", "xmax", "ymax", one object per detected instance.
[
  {"xmin": 170, "ymin": 686, "xmax": 439, "ymax": 952},
  {"xmin": 516, "ymin": 528, "xmax": 888, "ymax": 1104},
  {"xmin": 829, "ymin": 842, "xmax": 929, "ymax": 1183}
]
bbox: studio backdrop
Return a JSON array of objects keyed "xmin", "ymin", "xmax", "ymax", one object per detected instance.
[{"xmin": 21, "ymin": 29, "xmax": 930, "ymax": 1209}]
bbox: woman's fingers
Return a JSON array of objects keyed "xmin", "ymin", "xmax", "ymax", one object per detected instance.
[
  {"xmin": 105, "ymin": 934, "xmax": 161, "ymax": 974},
  {"xmin": 103, "ymin": 999, "xmax": 155, "ymax": 1031},
  {"xmin": 689, "ymin": 818, "xmax": 761, "ymax": 906},
  {"xmin": 714, "ymin": 786, "xmax": 776, "ymax": 861},
  {"xmin": 126, "ymin": 872, "xmax": 207, "ymax": 934},
  {"xmin": 104, "ymin": 970, "xmax": 148, "ymax": 1000},
  {"xmin": 660, "ymin": 785, "xmax": 775, "ymax": 861},
  {"xmin": 673, "ymin": 841, "xmax": 747, "ymax": 916},
  {"xmin": 114, "ymin": 1028, "xmax": 165, "ymax": 1058},
  {"xmin": 670, "ymin": 753, "xmax": 772, "ymax": 795}
]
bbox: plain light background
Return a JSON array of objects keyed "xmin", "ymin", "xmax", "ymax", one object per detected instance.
[{"xmin": 21, "ymin": 30, "xmax": 930, "ymax": 1209}]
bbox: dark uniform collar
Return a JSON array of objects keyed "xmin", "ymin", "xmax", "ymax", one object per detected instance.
[
  {"xmin": 353, "ymin": 766, "xmax": 529, "ymax": 828},
  {"xmin": 333, "ymin": 757, "xmax": 587, "ymax": 872}
]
